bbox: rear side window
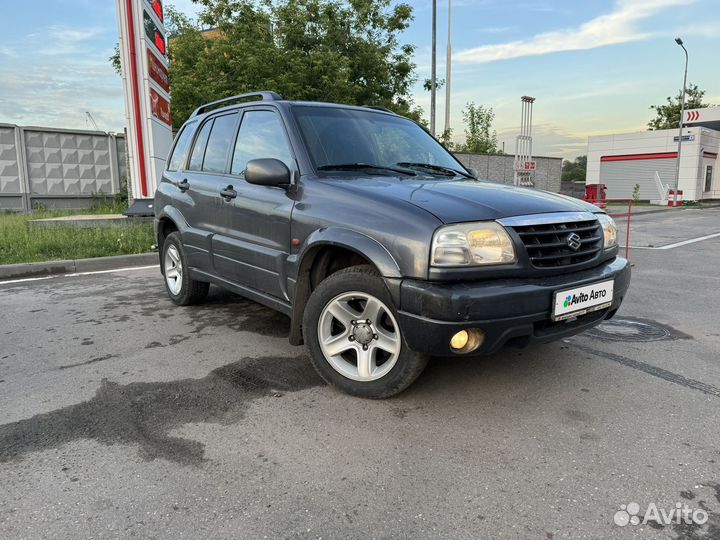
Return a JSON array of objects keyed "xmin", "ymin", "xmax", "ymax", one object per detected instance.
[
  {"xmin": 231, "ymin": 110, "xmax": 293, "ymax": 176},
  {"xmin": 188, "ymin": 120, "xmax": 213, "ymax": 171},
  {"xmin": 202, "ymin": 113, "xmax": 238, "ymax": 173},
  {"xmin": 167, "ymin": 123, "xmax": 195, "ymax": 171}
]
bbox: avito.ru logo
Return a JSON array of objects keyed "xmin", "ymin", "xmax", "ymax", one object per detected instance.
[{"xmin": 614, "ymin": 502, "xmax": 708, "ymax": 527}]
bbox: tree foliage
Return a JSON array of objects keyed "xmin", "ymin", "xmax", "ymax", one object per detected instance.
[
  {"xmin": 561, "ymin": 155, "xmax": 586, "ymax": 184},
  {"xmin": 112, "ymin": 0, "xmax": 422, "ymax": 129},
  {"xmin": 648, "ymin": 83, "xmax": 711, "ymax": 130},
  {"xmin": 456, "ymin": 102, "xmax": 499, "ymax": 154}
]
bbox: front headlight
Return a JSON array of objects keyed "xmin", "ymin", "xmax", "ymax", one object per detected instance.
[
  {"xmin": 431, "ymin": 222, "xmax": 516, "ymax": 267},
  {"xmin": 596, "ymin": 214, "xmax": 618, "ymax": 249}
]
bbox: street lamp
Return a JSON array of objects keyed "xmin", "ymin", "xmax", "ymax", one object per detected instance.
[
  {"xmin": 430, "ymin": 0, "xmax": 437, "ymax": 136},
  {"xmin": 673, "ymin": 37, "xmax": 688, "ymax": 206},
  {"xmin": 444, "ymin": 0, "xmax": 452, "ymax": 137}
]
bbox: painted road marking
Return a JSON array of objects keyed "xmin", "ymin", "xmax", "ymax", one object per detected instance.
[
  {"xmin": 0, "ymin": 265, "xmax": 159, "ymax": 285},
  {"xmin": 621, "ymin": 232, "xmax": 720, "ymax": 250}
]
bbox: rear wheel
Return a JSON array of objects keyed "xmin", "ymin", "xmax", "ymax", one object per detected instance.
[
  {"xmin": 303, "ymin": 265, "xmax": 428, "ymax": 398},
  {"xmin": 162, "ymin": 232, "xmax": 209, "ymax": 306}
]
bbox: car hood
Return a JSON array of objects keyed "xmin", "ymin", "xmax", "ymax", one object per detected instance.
[{"xmin": 320, "ymin": 176, "xmax": 599, "ymax": 223}]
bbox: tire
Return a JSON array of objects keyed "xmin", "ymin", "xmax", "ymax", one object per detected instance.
[
  {"xmin": 302, "ymin": 265, "xmax": 429, "ymax": 399},
  {"xmin": 161, "ymin": 231, "xmax": 209, "ymax": 306}
]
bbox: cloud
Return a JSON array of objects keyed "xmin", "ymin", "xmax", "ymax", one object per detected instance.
[
  {"xmin": 455, "ymin": 0, "xmax": 694, "ymax": 64},
  {"xmin": 0, "ymin": 22, "xmax": 124, "ymax": 131}
]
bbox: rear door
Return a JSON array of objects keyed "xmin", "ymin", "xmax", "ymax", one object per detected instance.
[
  {"xmin": 211, "ymin": 107, "xmax": 297, "ymax": 300},
  {"xmin": 181, "ymin": 112, "xmax": 239, "ymax": 271}
]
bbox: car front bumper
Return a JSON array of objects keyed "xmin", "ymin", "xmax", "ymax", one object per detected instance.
[{"xmin": 397, "ymin": 257, "xmax": 631, "ymax": 356}]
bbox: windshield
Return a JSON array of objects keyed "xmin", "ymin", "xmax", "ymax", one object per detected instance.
[{"xmin": 292, "ymin": 106, "xmax": 467, "ymax": 175}]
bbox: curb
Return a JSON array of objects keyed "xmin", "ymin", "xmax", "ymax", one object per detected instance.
[
  {"xmin": 0, "ymin": 253, "xmax": 159, "ymax": 281},
  {"xmin": 608, "ymin": 206, "xmax": 718, "ymax": 218}
]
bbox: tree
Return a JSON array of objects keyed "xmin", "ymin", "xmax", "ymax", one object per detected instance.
[
  {"xmin": 648, "ymin": 84, "xmax": 711, "ymax": 130},
  {"xmin": 422, "ymin": 78, "xmax": 444, "ymax": 91},
  {"xmin": 438, "ymin": 127, "xmax": 453, "ymax": 150},
  {"xmin": 113, "ymin": 0, "xmax": 423, "ymax": 130},
  {"xmin": 456, "ymin": 102, "xmax": 498, "ymax": 154},
  {"xmin": 561, "ymin": 155, "xmax": 586, "ymax": 184}
]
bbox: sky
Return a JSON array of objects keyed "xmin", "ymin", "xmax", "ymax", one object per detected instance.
[{"xmin": 0, "ymin": 0, "xmax": 718, "ymax": 159}]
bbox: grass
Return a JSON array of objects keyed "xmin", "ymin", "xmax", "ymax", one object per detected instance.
[{"xmin": 0, "ymin": 201, "xmax": 155, "ymax": 265}]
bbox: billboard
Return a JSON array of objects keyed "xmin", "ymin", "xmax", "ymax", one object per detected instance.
[{"xmin": 116, "ymin": 0, "xmax": 173, "ymax": 206}]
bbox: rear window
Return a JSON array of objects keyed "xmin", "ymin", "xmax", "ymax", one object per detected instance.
[
  {"xmin": 166, "ymin": 123, "xmax": 195, "ymax": 171},
  {"xmin": 202, "ymin": 113, "xmax": 238, "ymax": 173},
  {"xmin": 188, "ymin": 120, "xmax": 213, "ymax": 171}
]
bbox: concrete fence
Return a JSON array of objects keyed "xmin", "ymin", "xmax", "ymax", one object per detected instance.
[
  {"xmin": 454, "ymin": 152, "xmax": 563, "ymax": 193},
  {"xmin": 0, "ymin": 123, "xmax": 128, "ymax": 211},
  {"xmin": 0, "ymin": 124, "xmax": 564, "ymax": 212}
]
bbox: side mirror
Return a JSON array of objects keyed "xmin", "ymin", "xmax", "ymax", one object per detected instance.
[
  {"xmin": 245, "ymin": 158, "xmax": 291, "ymax": 187},
  {"xmin": 467, "ymin": 167, "xmax": 479, "ymax": 179}
]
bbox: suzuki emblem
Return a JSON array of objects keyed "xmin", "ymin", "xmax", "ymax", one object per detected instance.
[{"xmin": 567, "ymin": 232, "xmax": 582, "ymax": 251}]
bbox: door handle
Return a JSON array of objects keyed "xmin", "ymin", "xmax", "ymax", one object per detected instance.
[
  {"xmin": 178, "ymin": 178, "xmax": 190, "ymax": 192},
  {"xmin": 220, "ymin": 185, "xmax": 237, "ymax": 200}
]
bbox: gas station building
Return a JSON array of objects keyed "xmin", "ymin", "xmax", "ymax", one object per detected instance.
[{"xmin": 586, "ymin": 106, "xmax": 720, "ymax": 201}]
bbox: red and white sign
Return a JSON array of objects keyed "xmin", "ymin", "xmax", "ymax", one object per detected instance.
[
  {"xmin": 514, "ymin": 160, "xmax": 537, "ymax": 171},
  {"xmin": 686, "ymin": 111, "xmax": 700, "ymax": 122},
  {"xmin": 147, "ymin": 48, "xmax": 170, "ymax": 93},
  {"xmin": 116, "ymin": 0, "xmax": 173, "ymax": 201},
  {"xmin": 150, "ymin": 87, "xmax": 172, "ymax": 127}
]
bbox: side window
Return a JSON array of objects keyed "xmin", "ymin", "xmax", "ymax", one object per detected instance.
[
  {"xmin": 231, "ymin": 111, "xmax": 293, "ymax": 176},
  {"xmin": 188, "ymin": 119, "xmax": 213, "ymax": 171},
  {"xmin": 202, "ymin": 113, "xmax": 238, "ymax": 173},
  {"xmin": 167, "ymin": 123, "xmax": 195, "ymax": 171}
]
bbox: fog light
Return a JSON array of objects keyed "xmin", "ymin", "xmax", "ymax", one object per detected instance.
[
  {"xmin": 450, "ymin": 330, "xmax": 469, "ymax": 350},
  {"xmin": 449, "ymin": 329, "xmax": 484, "ymax": 354}
]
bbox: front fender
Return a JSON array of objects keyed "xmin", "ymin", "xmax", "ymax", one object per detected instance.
[{"xmin": 295, "ymin": 227, "xmax": 402, "ymax": 279}]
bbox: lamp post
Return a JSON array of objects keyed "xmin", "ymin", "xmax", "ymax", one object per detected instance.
[
  {"xmin": 673, "ymin": 37, "xmax": 688, "ymax": 206},
  {"xmin": 430, "ymin": 0, "xmax": 437, "ymax": 136},
  {"xmin": 444, "ymin": 0, "xmax": 452, "ymax": 136}
]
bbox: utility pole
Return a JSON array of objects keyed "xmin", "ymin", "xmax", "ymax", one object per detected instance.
[
  {"xmin": 430, "ymin": 0, "xmax": 437, "ymax": 136},
  {"xmin": 673, "ymin": 37, "xmax": 688, "ymax": 207},
  {"xmin": 444, "ymin": 0, "xmax": 452, "ymax": 136}
]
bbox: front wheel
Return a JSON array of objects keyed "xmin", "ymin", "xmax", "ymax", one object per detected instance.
[{"xmin": 302, "ymin": 265, "xmax": 428, "ymax": 398}]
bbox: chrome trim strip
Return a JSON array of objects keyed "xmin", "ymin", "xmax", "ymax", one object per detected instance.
[{"xmin": 497, "ymin": 211, "xmax": 597, "ymax": 227}]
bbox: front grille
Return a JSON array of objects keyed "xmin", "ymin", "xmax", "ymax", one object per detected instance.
[{"xmin": 512, "ymin": 218, "xmax": 603, "ymax": 268}]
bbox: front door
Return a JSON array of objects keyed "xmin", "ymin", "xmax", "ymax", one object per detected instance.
[{"xmin": 211, "ymin": 108, "xmax": 297, "ymax": 301}]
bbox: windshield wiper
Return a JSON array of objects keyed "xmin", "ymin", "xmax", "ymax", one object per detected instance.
[
  {"xmin": 396, "ymin": 162, "xmax": 473, "ymax": 178},
  {"xmin": 317, "ymin": 163, "xmax": 416, "ymax": 176}
]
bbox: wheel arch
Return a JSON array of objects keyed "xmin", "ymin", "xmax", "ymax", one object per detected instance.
[
  {"xmin": 288, "ymin": 228, "xmax": 402, "ymax": 345},
  {"xmin": 155, "ymin": 206, "xmax": 188, "ymax": 274}
]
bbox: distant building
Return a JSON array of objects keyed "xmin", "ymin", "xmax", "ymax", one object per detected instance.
[{"xmin": 586, "ymin": 107, "xmax": 719, "ymax": 201}]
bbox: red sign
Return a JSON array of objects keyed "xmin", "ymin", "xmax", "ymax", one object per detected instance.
[
  {"xmin": 146, "ymin": 0, "xmax": 163, "ymax": 22},
  {"xmin": 150, "ymin": 87, "xmax": 172, "ymax": 127},
  {"xmin": 144, "ymin": 9, "xmax": 166, "ymax": 56},
  {"xmin": 686, "ymin": 111, "xmax": 700, "ymax": 122},
  {"xmin": 147, "ymin": 49, "xmax": 170, "ymax": 93},
  {"xmin": 524, "ymin": 161, "xmax": 537, "ymax": 170}
]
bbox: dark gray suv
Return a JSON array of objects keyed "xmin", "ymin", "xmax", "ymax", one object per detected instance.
[{"xmin": 154, "ymin": 91, "xmax": 630, "ymax": 398}]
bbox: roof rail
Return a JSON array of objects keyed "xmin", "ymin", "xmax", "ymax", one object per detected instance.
[
  {"xmin": 191, "ymin": 91, "xmax": 282, "ymax": 117},
  {"xmin": 363, "ymin": 105, "xmax": 395, "ymax": 114}
]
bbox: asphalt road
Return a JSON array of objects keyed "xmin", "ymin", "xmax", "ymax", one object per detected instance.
[{"xmin": 1, "ymin": 208, "xmax": 719, "ymax": 539}]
